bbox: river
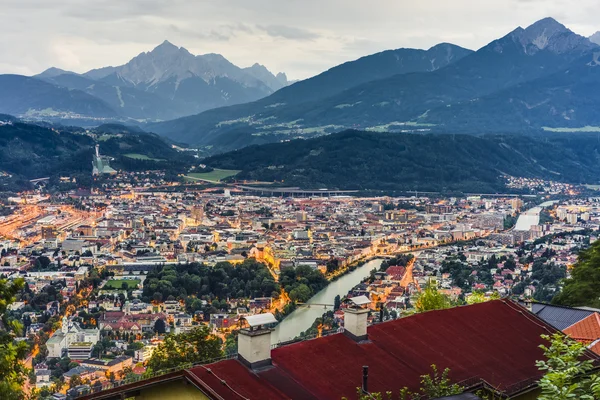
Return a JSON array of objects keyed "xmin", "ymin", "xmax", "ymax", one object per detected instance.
[
  {"xmin": 514, "ymin": 200, "xmax": 559, "ymax": 231},
  {"xmin": 271, "ymin": 258, "xmax": 383, "ymax": 344}
]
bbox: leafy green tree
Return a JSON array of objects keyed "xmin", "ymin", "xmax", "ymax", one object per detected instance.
[
  {"xmin": 414, "ymin": 283, "xmax": 451, "ymax": 313},
  {"xmin": 334, "ymin": 295, "xmax": 341, "ymax": 311},
  {"xmin": 343, "ymin": 365, "xmax": 464, "ymax": 400},
  {"xmin": 147, "ymin": 325, "xmax": 222, "ymax": 371},
  {"xmin": 0, "ymin": 278, "xmax": 29, "ymax": 400},
  {"xmin": 536, "ymin": 333, "xmax": 600, "ymax": 400},
  {"xmin": 69, "ymin": 374, "xmax": 82, "ymax": 388},
  {"xmin": 289, "ymin": 284, "xmax": 312, "ymax": 303},
  {"xmin": 224, "ymin": 331, "xmax": 238, "ymax": 356},
  {"xmin": 553, "ymin": 239, "xmax": 600, "ymax": 308},
  {"xmin": 466, "ymin": 291, "xmax": 500, "ymax": 305},
  {"xmin": 154, "ymin": 318, "xmax": 167, "ymax": 334}
]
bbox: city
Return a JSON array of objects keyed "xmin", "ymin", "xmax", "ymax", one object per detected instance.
[
  {"xmin": 1, "ymin": 167, "xmax": 600, "ymax": 398},
  {"xmin": 3, "ymin": 2, "xmax": 600, "ymax": 399}
]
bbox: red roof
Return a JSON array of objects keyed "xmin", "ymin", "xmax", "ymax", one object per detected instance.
[
  {"xmin": 564, "ymin": 312, "xmax": 600, "ymax": 340},
  {"xmin": 186, "ymin": 300, "xmax": 574, "ymax": 399},
  {"xmin": 386, "ymin": 266, "xmax": 406, "ymax": 280},
  {"xmin": 187, "ymin": 360, "xmax": 289, "ymax": 400},
  {"xmin": 564, "ymin": 312, "xmax": 600, "ymax": 353},
  {"xmin": 85, "ymin": 300, "xmax": 591, "ymax": 400}
]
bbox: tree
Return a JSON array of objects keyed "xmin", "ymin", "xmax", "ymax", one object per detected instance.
[
  {"xmin": 289, "ymin": 284, "xmax": 312, "ymax": 303},
  {"xmin": 414, "ymin": 282, "xmax": 451, "ymax": 313},
  {"xmin": 466, "ymin": 291, "xmax": 499, "ymax": 305},
  {"xmin": 0, "ymin": 278, "xmax": 29, "ymax": 400},
  {"xmin": 343, "ymin": 365, "xmax": 464, "ymax": 400},
  {"xmin": 334, "ymin": 295, "xmax": 341, "ymax": 311},
  {"xmin": 553, "ymin": 239, "xmax": 600, "ymax": 308},
  {"xmin": 154, "ymin": 318, "xmax": 167, "ymax": 334},
  {"xmin": 417, "ymin": 365, "xmax": 464, "ymax": 399},
  {"xmin": 536, "ymin": 333, "xmax": 600, "ymax": 400},
  {"xmin": 147, "ymin": 325, "xmax": 222, "ymax": 371},
  {"xmin": 69, "ymin": 374, "xmax": 82, "ymax": 388}
]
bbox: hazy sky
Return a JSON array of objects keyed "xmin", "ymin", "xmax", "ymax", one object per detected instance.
[{"xmin": 2, "ymin": 0, "xmax": 600, "ymax": 80}]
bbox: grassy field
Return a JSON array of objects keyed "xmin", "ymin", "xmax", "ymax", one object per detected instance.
[
  {"xmin": 104, "ymin": 279, "xmax": 140, "ymax": 290},
  {"xmin": 185, "ymin": 169, "xmax": 241, "ymax": 183},
  {"xmin": 123, "ymin": 153, "xmax": 165, "ymax": 161}
]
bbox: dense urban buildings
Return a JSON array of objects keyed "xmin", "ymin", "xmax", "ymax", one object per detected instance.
[{"xmin": 2, "ymin": 172, "xmax": 600, "ymax": 399}]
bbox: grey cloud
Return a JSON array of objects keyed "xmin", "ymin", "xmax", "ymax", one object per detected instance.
[
  {"xmin": 2, "ymin": 0, "xmax": 600, "ymax": 79},
  {"xmin": 223, "ymin": 23, "xmax": 254, "ymax": 35},
  {"xmin": 169, "ymin": 25, "xmax": 231, "ymax": 42},
  {"xmin": 61, "ymin": 0, "xmax": 178, "ymax": 21},
  {"xmin": 257, "ymin": 25, "xmax": 320, "ymax": 41}
]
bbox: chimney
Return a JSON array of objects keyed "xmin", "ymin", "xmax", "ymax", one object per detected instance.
[
  {"xmin": 343, "ymin": 296, "xmax": 371, "ymax": 342},
  {"xmin": 362, "ymin": 365, "xmax": 369, "ymax": 394},
  {"xmin": 238, "ymin": 313, "xmax": 276, "ymax": 370}
]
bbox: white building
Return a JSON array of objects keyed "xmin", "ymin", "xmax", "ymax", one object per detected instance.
[{"xmin": 46, "ymin": 317, "xmax": 100, "ymax": 359}]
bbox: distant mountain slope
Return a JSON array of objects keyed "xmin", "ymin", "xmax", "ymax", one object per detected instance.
[
  {"xmin": 25, "ymin": 41, "xmax": 291, "ymax": 122},
  {"xmin": 41, "ymin": 73, "xmax": 183, "ymax": 120},
  {"xmin": 149, "ymin": 43, "xmax": 473, "ymax": 145},
  {"xmin": 0, "ymin": 75, "xmax": 117, "ymax": 119},
  {"xmin": 260, "ymin": 42, "xmax": 474, "ymax": 107},
  {"xmin": 421, "ymin": 52, "xmax": 600, "ymax": 131},
  {"xmin": 80, "ymin": 41, "xmax": 286, "ymax": 113},
  {"xmin": 83, "ymin": 41, "xmax": 285, "ymax": 90},
  {"xmin": 243, "ymin": 63, "xmax": 290, "ymax": 92},
  {"xmin": 204, "ymin": 130, "xmax": 600, "ymax": 192},
  {"xmin": 151, "ymin": 18, "xmax": 598, "ymax": 151},
  {"xmin": 34, "ymin": 67, "xmax": 77, "ymax": 79}
]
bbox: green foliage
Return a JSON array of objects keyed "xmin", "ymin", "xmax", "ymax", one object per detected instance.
[
  {"xmin": 0, "ymin": 120, "xmax": 194, "ymax": 188},
  {"xmin": 142, "ymin": 260, "xmax": 280, "ymax": 306},
  {"xmin": 299, "ymin": 310, "xmax": 339, "ymax": 338},
  {"xmin": 536, "ymin": 333, "xmax": 600, "ymax": 400},
  {"xmin": 414, "ymin": 282, "xmax": 451, "ymax": 313},
  {"xmin": 334, "ymin": 295, "xmax": 342, "ymax": 311},
  {"xmin": 417, "ymin": 365, "xmax": 464, "ymax": 399},
  {"xmin": 146, "ymin": 325, "xmax": 223, "ymax": 372},
  {"xmin": 224, "ymin": 331, "xmax": 238, "ymax": 356},
  {"xmin": 204, "ymin": 130, "xmax": 600, "ymax": 192},
  {"xmin": 553, "ymin": 239, "xmax": 600, "ymax": 308},
  {"xmin": 104, "ymin": 279, "xmax": 140, "ymax": 290},
  {"xmin": 504, "ymin": 214, "xmax": 518, "ymax": 230},
  {"xmin": 380, "ymin": 254, "xmax": 414, "ymax": 272},
  {"xmin": 466, "ymin": 291, "xmax": 500, "ymax": 305},
  {"xmin": 0, "ymin": 278, "xmax": 29, "ymax": 400},
  {"xmin": 345, "ymin": 365, "xmax": 464, "ymax": 400},
  {"xmin": 279, "ymin": 265, "xmax": 328, "ymax": 303},
  {"xmin": 289, "ymin": 284, "xmax": 312, "ymax": 303}
]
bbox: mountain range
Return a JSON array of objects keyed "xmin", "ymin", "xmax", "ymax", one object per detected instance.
[
  {"xmin": 149, "ymin": 18, "xmax": 600, "ymax": 152},
  {"xmin": 0, "ymin": 41, "xmax": 290, "ymax": 123}
]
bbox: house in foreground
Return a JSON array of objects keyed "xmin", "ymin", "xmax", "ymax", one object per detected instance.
[{"xmin": 78, "ymin": 300, "xmax": 600, "ymax": 400}]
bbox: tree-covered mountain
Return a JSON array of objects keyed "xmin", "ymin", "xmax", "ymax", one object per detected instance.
[
  {"xmin": 0, "ymin": 75, "xmax": 117, "ymax": 120},
  {"xmin": 0, "ymin": 118, "xmax": 193, "ymax": 186},
  {"xmin": 150, "ymin": 18, "xmax": 599, "ymax": 152},
  {"xmin": 204, "ymin": 130, "xmax": 600, "ymax": 193}
]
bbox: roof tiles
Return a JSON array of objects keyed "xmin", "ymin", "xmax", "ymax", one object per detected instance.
[{"xmin": 185, "ymin": 300, "xmax": 576, "ymax": 399}]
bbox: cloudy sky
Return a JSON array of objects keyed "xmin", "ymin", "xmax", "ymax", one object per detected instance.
[{"xmin": 1, "ymin": 0, "xmax": 599, "ymax": 80}]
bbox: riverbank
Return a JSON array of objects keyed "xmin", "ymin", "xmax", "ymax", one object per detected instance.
[
  {"xmin": 514, "ymin": 200, "xmax": 559, "ymax": 231},
  {"xmin": 271, "ymin": 258, "xmax": 383, "ymax": 344}
]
